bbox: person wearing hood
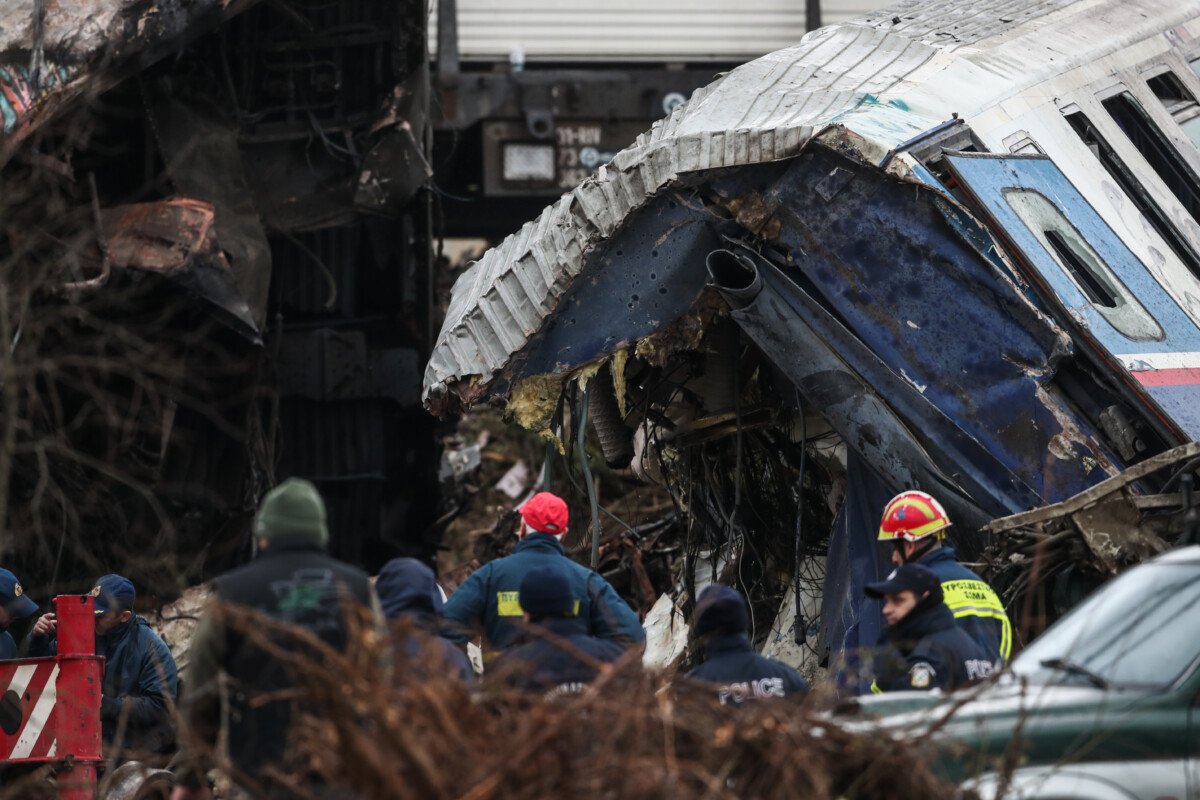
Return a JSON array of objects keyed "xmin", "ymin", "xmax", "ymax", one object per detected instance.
[
  {"xmin": 29, "ymin": 573, "xmax": 178, "ymax": 756},
  {"xmin": 375, "ymin": 557, "xmax": 473, "ymax": 681},
  {"xmin": 866, "ymin": 563, "xmax": 994, "ymax": 693},
  {"xmin": 0, "ymin": 568, "xmax": 38, "ymax": 659},
  {"xmin": 443, "ymin": 491, "xmax": 644, "ymax": 653},
  {"xmin": 685, "ymin": 584, "xmax": 809, "ymax": 705},
  {"xmin": 497, "ymin": 565, "xmax": 625, "ymax": 697}
]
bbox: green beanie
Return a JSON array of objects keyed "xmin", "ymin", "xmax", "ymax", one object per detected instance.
[{"xmin": 255, "ymin": 478, "xmax": 329, "ymax": 546}]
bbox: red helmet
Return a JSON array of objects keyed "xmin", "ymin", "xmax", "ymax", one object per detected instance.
[{"xmin": 878, "ymin": 491, "xmax": 952, "ymax": 543}]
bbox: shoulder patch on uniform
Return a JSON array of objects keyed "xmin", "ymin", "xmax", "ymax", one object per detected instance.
[{"xmin": 909, "ymin": 662, "xmax": 935, "ymax": 689}]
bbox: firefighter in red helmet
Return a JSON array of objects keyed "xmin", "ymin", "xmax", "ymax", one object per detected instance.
[{"xmin": 877, "ymin": 491, "xmax": 1011, "ymax": 665}]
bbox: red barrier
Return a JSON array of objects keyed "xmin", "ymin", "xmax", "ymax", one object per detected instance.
[{"xmin": 0, "ymin": 595, "xmax": 104, "ymax": 800}]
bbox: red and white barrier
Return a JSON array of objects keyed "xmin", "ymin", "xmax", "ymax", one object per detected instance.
[{"xmin": 0, "ymin": 595, "xmax": 104, "ymax": 800}]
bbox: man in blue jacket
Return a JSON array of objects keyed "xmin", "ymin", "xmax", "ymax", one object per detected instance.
[
  {"xmin": 686, "ymin": 584, "xmax": 809, "ymax": 705},
  {"xmin": 29, "ymin": 574, "xmax": 178, "ymax": 756},
  {"xmin": 0, "ymin": 568, "xmax": 38, "ymax": 659},
  {"xmin": 498, "ymin": 566, "xmax": 625, "ymax": 697},
  {"xmin": 866, "ymin": 563, "xmax": 993, "ymax": 693},
  {"xmin": 443, "ymin": 491, "xmax": 644, "ymax": 653},
  {"xmin": 375, "ymin": 557, "xmax": 474, "ymax": 681}
]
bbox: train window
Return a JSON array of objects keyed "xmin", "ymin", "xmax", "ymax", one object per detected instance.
[
  {"xmin": 1004, "ymin": 188, "xmax": 1164, "ymax": 341},
  {"xmin": 1146, "ymin": 71, "xmax": 1200, "ymax": 150},
  {"xmin": 1064, "ymin": 109, "xmax": 1200, "ymax": 281},
  {"xmin": 1102, "ymin": 91, "xmax": 1200, "ymax": 224}
]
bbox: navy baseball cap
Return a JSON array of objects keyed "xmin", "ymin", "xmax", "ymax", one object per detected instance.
[
  {"xmin": 91, "ymin": 574, "xmax": 136, "ymax": 615},
  {"xmin": 0, "ymin": 568, "xmax": 38, "ymax": 619},
  {"xmin": 519, "ymin": 566, "xmax": 576, "ymax": 618},
  {"xmin": 865, "ymin": 563, "xmax": 941, "ymax": 599}
]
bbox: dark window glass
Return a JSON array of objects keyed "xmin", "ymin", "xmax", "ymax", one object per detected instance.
[
  {"xmin": 1102, "ymin": 91, "xmax": 1200, "ymax": 223},
  {"xmin": 1065, "ymin": 109, "xmax": 1200, "ymax": 281},
  {"xmin": 1044, "ymin": 229, "xmax": 1117, "ymax": 307},
  {"xmin": 1146, "ymin": 71, "xmax": 1200, "ymax": 151}
]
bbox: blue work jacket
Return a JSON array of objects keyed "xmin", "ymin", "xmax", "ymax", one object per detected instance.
[
  {"xmin": 498, "ymin": 615, "xmax": 625, "ymax": 695},
  {"xmin": 442, "ymin": 533, "xmax": 645, "ymax": 651},
  {"xmin": 917, "ymin": 547, "xmax": 1012, "ymax": 665},
  {"xmin": 30, "ymin": 615, "xmax": 178, "ymax": 753},
  {"xmin": 687, "ymin": 634, "xmax": 810, "ymax": 704},
  {"xmin": 0, "ymin": 630, "xmax": 18, "ymax": 659}
]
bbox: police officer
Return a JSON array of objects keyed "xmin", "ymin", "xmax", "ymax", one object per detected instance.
[
  {"xmin": 498, "ymin": 565, "xmax": 625, "ymax": 697},
  {"xmin": 443, "ymin": 492, "xmax": 644, "ymax": 652},
  {"xmin": 867, "ymin": 563, "xmax": 993, "ymax": 693},
  {"xmin": 0, "ymin": 568, "xmax": 37, "ymax": 659},
  {"xmin": 375, "ymin": 557, "xmax": 474, "ymax": 681},
  {"xmin": 877, "ymin": 491, "xmax": 1011, "ymax": 665},
  {"xmin": 30, "ymin": 574, "xmax": 178, "ymax": 756},
  {"xmin": 686, "ymin": 584, "xmax": 809, "ymax": 705}
]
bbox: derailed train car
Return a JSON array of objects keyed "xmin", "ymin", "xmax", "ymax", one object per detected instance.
[{"xmin": 424, "ymin": 0, "xmax": 1200, "ymax": 671}]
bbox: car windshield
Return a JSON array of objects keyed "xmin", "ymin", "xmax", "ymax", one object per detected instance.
[{"xmin": 1012, "ymin": 560, "xmax": 1200, "ymax": 689}]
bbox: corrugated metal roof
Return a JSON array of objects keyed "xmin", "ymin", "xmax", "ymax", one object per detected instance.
[
  {"xmin": 429, "ymin": 0, "xmax": 879, "ymax": 63},
  {"xmin": 423, "ymin": 0, "xmax": 1200, "ymax": 410}
]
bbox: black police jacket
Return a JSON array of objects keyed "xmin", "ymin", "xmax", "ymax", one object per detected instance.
[
  {"xmin": 686, "ymin": 634, "xmax": 810, "ymax": 704},
  {"xmin": 190, "ymin": 537, "xmax": 375, "ymax": 780},
  {"xmin": 499, "ymin": 615, "xmax": 624, "ymax": 697},
  {"xmin": 871, "ymin": 599, "xmax": 994, "ymax": 693}
]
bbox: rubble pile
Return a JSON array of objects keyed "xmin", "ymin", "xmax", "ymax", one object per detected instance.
[{"xmin": 171, "ymin": 611, "xmax": 967, "ymax": 800}]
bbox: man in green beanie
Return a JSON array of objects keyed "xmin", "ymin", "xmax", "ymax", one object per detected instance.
[{"xmin": 172, "ymin": 478, "xmax": 381, "ymax": 800}]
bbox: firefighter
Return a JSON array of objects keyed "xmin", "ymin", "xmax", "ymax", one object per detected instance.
[
  {"xmin": 877, "ymin": 490, "xmax": 1012, "ymax": 664},
  {"xmin": 867, "ymin": 563, "xmax": 993, "ymax": 693},
  {"xmin": 496, "ymin": 565, "xmax": 625, "ymax": 697},
  {"xmin": 375, "ymin": 557, "xmax": 474, "ymax": 681},
  {"xmin": 443, "ymin": 491, "xmax": 644, "ymax": 653},
  {"xmin": 29, "ymin": 574, "xmax": 178, "ymax": 757},
  {"xmin": 172, "ymin": 478, "xmax": 381, "ymax": 800},
  {"xmin": 686, "ymin": 584, "xmax": 809, "ymax": 705},
  {"xmin": 0, "ymin": 568, "xmax": 37, "ymax": 659}
]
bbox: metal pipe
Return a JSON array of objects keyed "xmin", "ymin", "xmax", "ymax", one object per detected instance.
[
  {"xmin": 705, "ymin": 249, "xmax": 762, "ymax": 309},
  {"xmin": 577, "ymin": 388, "xmax": 603, "ymax": 569}
]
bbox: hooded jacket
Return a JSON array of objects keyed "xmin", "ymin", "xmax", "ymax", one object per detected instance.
[
  {"xmin": 687, "ymin": 634, "xmax": 810, "ymax": 704},
  {"xmin": 30, "ymin": 614, "xmax": 178, "ymax": 753},
  {"xmin": 916, "ymin": 546, "xmax": 1011, "ymax": 665},
  {"xmin": 498, "ymin": 615, "xmax": 625, "ymax": 696},
  {"xmin": 442, "ymin": 533, "xmax": 644, "ymax": 651},
  {"xmin": 375, "ymin": 558, "xmax": 473, "ymax": 681},
  {"xmin": 870, "ymin": 593, "xmax": 993, "ymax": 693}
]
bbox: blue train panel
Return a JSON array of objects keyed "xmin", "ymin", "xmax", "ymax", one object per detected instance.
[{"xmin": 945, "ymin": 152, "xmax": 1200, "ymax": 440}]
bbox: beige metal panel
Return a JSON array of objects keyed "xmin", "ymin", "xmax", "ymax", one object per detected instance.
[{"xmin": 431, "ymin": 0, "xmax": 881, "ymax": 62}]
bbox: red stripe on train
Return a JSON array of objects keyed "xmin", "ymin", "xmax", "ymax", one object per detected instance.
[{"xmin": 1131, "ymin": 367, "xmax": 1200, "ymax": 387}]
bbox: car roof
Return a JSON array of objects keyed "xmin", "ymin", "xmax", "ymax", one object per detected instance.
[{"xmin": 1144, "ymin": 545, "xmax": 1200, "ymax": 567}]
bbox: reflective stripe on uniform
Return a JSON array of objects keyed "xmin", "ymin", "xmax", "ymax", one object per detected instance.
[
  {"xmin": 940, "ymin": 579, "xmax": 1012, "ymax": 661},
  {"xmin": 870, "ymin": 680, "xmax": 882, "ymax": 694},
  {"xmin": 496, "ymin": 592, "xmax": 581, "ymax": 618}
]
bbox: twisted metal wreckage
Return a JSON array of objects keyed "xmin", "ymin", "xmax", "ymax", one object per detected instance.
[
  {"xmin": 0, "ymin": 0, "xmax": 439, "ymax": 592},
  {"xmin": 425, "ymin": 0, "xmax": 1200, "ymax": 675}
]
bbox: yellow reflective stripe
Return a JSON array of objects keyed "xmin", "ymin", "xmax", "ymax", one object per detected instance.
[
  {"xmin": 940, "ymin": 579, "xmax": 1012, "ymax": 662},
  {"xmin": 497, "ymin": 591, "xmax": 522, "ymax": 616},
  {"xmin": 870, "ymin": 680, "xmax": 883, "ymax": 695},
  {"xmin": 496, "ymin": 592, "xmax": 581, "ymax": 618}
]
